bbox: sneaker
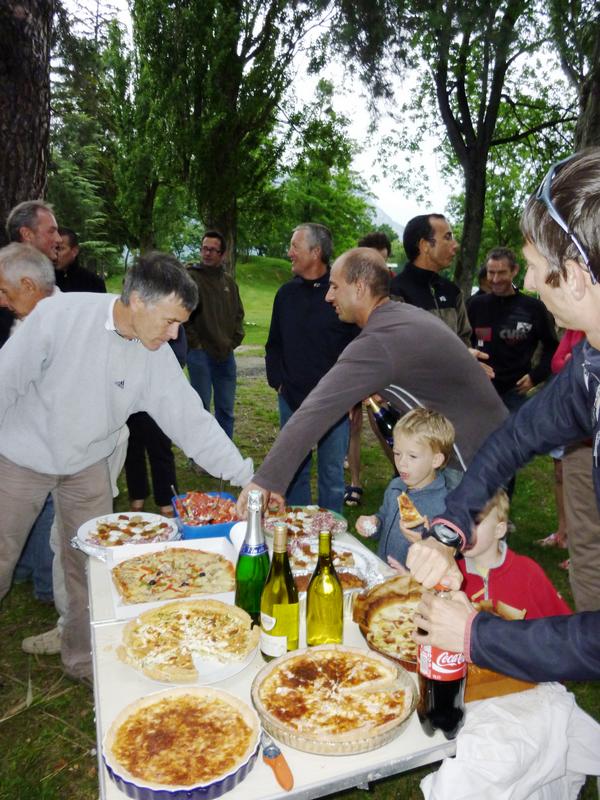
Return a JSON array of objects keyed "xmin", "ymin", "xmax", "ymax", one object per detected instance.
[{"xmin": 22, "ymin": 626, "xmax": 61, "ymax": 655}]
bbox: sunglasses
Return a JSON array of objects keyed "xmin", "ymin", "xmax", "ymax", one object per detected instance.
[{"xmin": 536, "ymin": 155, "xmax": 596, "ymax": 285}]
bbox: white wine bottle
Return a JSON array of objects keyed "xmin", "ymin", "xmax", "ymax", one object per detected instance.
[
  {"xmin": 306, "ymin": 529, "xmax": 343, "ymax": 646},
  {"xmin": 260, "ymin": 523, "xmax": 299, "ymax": 660}
]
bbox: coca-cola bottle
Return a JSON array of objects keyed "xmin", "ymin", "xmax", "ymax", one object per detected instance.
[{"xmin": 417, "ymin": 587, "xmax": 466, "ymax": 740}]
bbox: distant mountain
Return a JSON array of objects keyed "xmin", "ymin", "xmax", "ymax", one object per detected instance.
[{"xmin": 373, "ymin": 206, "xmax": 404, "ymax": 238}]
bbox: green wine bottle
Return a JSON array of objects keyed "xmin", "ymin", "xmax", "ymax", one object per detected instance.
[
  {"xmin": 306, "ymin": 529, "xmax": 343, "ymax": 646},
  {"xmin": 260, "ymin": 523, "xmax": 299, "ymax": 660},
  {"xmin": 234, "ymin": 489, "xmax": 270, "ymax": 625}
]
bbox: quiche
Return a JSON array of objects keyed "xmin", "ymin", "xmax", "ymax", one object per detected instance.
[
  {"xmin": 397, "ymin": 492, "xmax": 425, "ymax": 529},
  {"xmin": 287, "ymin": 539, "xmax": 356, "ymax": 572},
  {"xmin": 252, "ymin": 645, "xmax": 415, "ymax": 754},
  {"xmin": 103, "ymin": 687, "xmax": 259, "ymax": 790},
  {"xmin": 111, "ymin": 547, "xmax": 235, "ymax": 604},
  {"xmin": 353, "ymin": 575, "xmax": 423, "ymax": 669},
  {"xmin": 264, "ymin": 506, "xmax": 348, "ymax": 538},
  {"xmin": 117, "ymin": 599, "xmax": 259, "ymax": 683}
]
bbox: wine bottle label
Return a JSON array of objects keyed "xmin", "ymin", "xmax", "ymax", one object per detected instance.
[
  {"xmin": 261, "ymin": 611, "xmax": 276, "ymax": 631},
  {"xmin": 260, "ymin": 630, "xmax": 288, "ymax": 657},
  {"xmin": 418, "ymin": 644, "xmax": 466, "ymax": 680},
  {"xmin": 240, "ymin": 542, "xmax": 268, "ymax": 557}
]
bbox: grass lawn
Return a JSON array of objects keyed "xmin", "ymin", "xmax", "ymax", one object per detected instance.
[{"xmin": 1, "ymin": 257, "xmax": 598, "ymax": 799}]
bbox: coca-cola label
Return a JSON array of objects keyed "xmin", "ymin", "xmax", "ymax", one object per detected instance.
[{"xmin": 418, "ymin": 644, "xmax": 467, "ymax": 680}]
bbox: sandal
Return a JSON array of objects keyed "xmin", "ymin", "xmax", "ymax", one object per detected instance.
[
  {"xmin": 536, "ymin": 532, "xmax": 568, "ymax": 548},
  {"xmin": 344, "ymin": 485, "xmax": 363, "ymax": 507}
]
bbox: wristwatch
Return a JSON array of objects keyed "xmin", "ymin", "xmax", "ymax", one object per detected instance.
[{"xmin": 429, "ymin": 522, "xmax": 463, "ymax": 549}]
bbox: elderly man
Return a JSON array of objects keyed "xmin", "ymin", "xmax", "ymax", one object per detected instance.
[
  {"xmin": 411, "ymin": 149, "xmax": 600, "ymax": 682},
  {"xmin": 0, "ymin": 251, "xmax": 252, "ymax": 683},
  {"xmin": 265, "ymin": 223, "xmax": 358, "ymax": 512},
  {"xmin": 238, "ymin": 247, "xmax": 507, "ymax": 514},
  {"xmin": 0, "ymin": 244, "xmax": 57, "ymax": 613}
]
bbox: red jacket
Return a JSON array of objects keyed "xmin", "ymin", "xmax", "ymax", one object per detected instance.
[{"xmin": 459, "ymin": 547, "xmax": 571, "ymax": 619}]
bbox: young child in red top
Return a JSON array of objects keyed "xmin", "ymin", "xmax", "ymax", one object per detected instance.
[{"xmin": 459, "ymin": 490, "xmax": 571, "ymax": 619}]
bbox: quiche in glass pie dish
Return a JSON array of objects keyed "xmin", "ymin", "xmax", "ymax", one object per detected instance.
[{"xmin": 251, "ymin": 645, "xmax": 416, "ymax": 755}]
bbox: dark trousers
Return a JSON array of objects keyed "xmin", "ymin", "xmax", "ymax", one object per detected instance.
[{"xmin": 125, "ymin": 412, "xmax": 177, "ymax": 507}]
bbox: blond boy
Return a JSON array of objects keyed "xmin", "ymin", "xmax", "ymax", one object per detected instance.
[
  {"xmin": 458, "ymin": 490, "xmax": 571, "ymax": 618},
  {"xmin": 357, "ymin": 408, "xmax": 460, "ymax": 568}
]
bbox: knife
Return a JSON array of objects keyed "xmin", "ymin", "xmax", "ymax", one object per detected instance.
[{"xmin": 261, "ymin": 730, "xmax": 294, "ymax": 791}]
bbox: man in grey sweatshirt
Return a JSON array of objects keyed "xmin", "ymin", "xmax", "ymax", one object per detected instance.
[
  {"xmin": 237, "ymin": 247, "xmax": 507, "ymax": 514},
  {"xmin": 0, "ymin": 251, "xmax": 253, "ymax": 683}
]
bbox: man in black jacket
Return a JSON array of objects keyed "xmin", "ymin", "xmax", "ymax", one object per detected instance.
[
  {"xmin": 55, "ymin": 227, "xmax": 106, "ymax": 293},
  {"xmin": 409, "ymin": 149, "xmax": 600, "ymax": 682},
  {"xmin": 468, "ymin": 246, "xmax": 557, "ymax": 411},
  {"xmin": 390, "ymin": 214, "xmax": 471, "ymax": 346},
  {"xmin": 265, "ymin": 223, "xmax": 358, "ymax": 512}
]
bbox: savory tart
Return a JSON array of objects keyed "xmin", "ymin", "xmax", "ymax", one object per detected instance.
[
  {"xmin": 293, "ymin": 570, "xmax": 366, "ymax": 593},
  {"xmin": 103, "ymin": 687, "xmax": 259, "ymax": 790},
  {"xmin": 397, "ymin": 493, "xmax": 425, "ymax": 529},
  {"xmin": 111, "ymin": 547, "xmax": 235, "ymax": 604},
  {"xmin": 117, "ymin": 599, "xmax": 259, "ymax": 683},
  {"xmin": 252, "ymin": 645, "xmax": 415, "ymax": 754},
  {"xmin": 353, "ymin": 575, "xmax": 423, "ymax": 669}
]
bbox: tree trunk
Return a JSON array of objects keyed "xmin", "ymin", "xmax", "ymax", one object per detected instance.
[
  {"xmin": 454, "ymin": 157, "xmax": 488, "ymax": 296},
  {"xmin": 0, "ymin": 0, "xmax": 54, "ymax": 246},
  {"xmin": 575, "ymin": 28, "xmax": 600, "ymax": 149},
  {"xmin": 206, "ymin": 200, "xmax": 238, "ymax": 277},
  {"xmin": 138, "ymin": 179, "xmax": 159, "ymax": 253}
]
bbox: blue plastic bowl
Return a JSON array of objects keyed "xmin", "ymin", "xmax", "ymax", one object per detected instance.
[{"xmin": 172, "ymin": 493, "xmax": 237, "ymax": 540}]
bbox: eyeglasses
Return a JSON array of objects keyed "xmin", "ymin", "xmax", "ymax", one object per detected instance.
[
  {"xmin": 536, "ymin": 155, "xmax": 596, "ymax": 285},
  {"xmin": 202, "ymin": 246, "xmax": 222, "ymax": 255}
]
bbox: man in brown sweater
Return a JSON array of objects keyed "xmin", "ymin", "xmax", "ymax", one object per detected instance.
[
  {"xmin": 237, "ymin": 247, "xmax": 507, "ymax": 512},
  {"xmin": 184, "ymin": 230, "xmax": 245, "ymax": 438}
]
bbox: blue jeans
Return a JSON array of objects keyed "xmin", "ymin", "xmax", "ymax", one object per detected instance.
[
  {"xmin": 13, "ymin": 493, "xmax": 54, "ymax": 601},
  {"xmin": 187, "ymin": 349, "xmax": 237, "ymax": 439},
  {"xmin": 278, "ymin": 395, "xmax": 349, "ymax": 513}
]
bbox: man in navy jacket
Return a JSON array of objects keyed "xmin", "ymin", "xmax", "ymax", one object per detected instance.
[{"xmin": 408, "ymin": 149, "xmax": 600, "ymax": 682}]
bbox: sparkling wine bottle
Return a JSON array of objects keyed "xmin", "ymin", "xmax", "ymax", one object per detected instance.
[
  {"xmin": 366, "ymin": 396, "xmax": 400, "ymax": 447},
  {"xmin": 306, "ymin": 530, "xmax": 343, "ymax": 646},
  {"xmin": 234, "ymin": 489, "xmax": 270, "ymax": 624},
  {"xmin": 260, "ymin": 523, "xmax": 299, "ymax": 660}
]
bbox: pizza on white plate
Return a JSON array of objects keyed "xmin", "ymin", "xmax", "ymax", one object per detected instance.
[
  {"xmin": 111, "ymin": 547, "xmax": 235, "ymax": 604},
  {"xmin": 117, "ymin": 599, "xmax": 259, "ymax": 683}
]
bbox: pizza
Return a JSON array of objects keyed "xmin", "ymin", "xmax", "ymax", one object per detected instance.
[
  {"xmin": 397, "ymin": 492, "xmax": 425, "ymax": 529},
  {"xmin": 293, "ymin": 570, "xmax": 366, "ymax": 593},
  {"xmin": 86, "ymin": 514, "xmax": 176, "ymax": 547},
  {"xmin": 353, "ymin": 575, "xmax": 423, "ymax": 668},
  {"xmin": 117, "ymin": 599, "xmax": 259, "ymax": 682},
  {"xmin": 252, "ymin": 646, "xmax": 414, "ymax": 753},
  {"xmin": 264, "ymin": 506, "xmax": 347, "ymax": 538},
  {"xmin": 111, "ymin": 547, "xmax": 235, "ymax": 604},
  {"xmin": 174, "ymin": 491, "xmax": 238, "ymax": 526},
  {"xmin": 104, "ymin": 687, "xmax": 259, "ymax": 789},
  {"xmin": 287, "ymin": 539, "xmax": 355, "ymax": 572}
]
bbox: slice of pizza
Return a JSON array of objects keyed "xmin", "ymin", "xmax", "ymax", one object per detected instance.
[{"xmin": 397, "ymin": 492, "xmax": 425, "ymax": 529}]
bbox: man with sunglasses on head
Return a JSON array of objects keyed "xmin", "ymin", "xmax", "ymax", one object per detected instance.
[
  {"xmin": 409, "ymin": 149, "xmax": 600, "ymax": 682},
  {"xmin": 184, "ymin": 231, "xmax": 245, "ymax": 439}
]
